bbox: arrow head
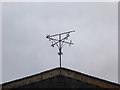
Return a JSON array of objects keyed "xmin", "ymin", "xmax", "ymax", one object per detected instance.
[{"xmin": 46, "ymin": 34, "xmax": 50, "ymax": 38}]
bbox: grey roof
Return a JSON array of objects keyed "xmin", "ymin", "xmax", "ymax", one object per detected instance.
[{"xmin": 2, "ymin": 67, "xmax": 120, "ymax": 89}]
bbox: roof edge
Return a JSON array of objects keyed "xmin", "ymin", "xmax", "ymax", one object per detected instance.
[
  {"xmin": 61, "ymin": 67, "xmax": 119, "ymax": 85},
  {"xmin": 2, "ymin": 67, "xmax": 120, "ymax": 89}
]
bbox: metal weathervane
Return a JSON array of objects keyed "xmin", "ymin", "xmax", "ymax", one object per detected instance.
[{"xmin": 46, "ymin": 30, "xmax": 75, "ymax": 68}]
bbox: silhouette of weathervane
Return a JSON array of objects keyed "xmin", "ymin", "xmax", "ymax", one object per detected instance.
[{"xmin": 46, "ymin": 30, "xmax": 75, "ymax": 68}]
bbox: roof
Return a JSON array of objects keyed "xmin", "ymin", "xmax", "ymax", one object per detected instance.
[{"xmin": 1, "ymin": 67, "xmax": 120, "ymax": 89}]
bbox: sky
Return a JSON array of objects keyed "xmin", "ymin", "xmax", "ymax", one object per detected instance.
[
  {"xmin": 0, "ymin": 2, "xmax": 2, "ymax": 85},
  {"xmin": 2, "ymin": 2, "xmax": 118, "ymax": 84}
]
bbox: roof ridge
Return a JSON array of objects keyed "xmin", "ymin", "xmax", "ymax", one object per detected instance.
[{"xmin": 2, "ymin": 67, "xmax": 120, "ymax": 89}]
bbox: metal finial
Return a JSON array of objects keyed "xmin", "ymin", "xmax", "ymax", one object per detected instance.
[{"xmin": 46, "ymin": 30, "xmax": 75, "ymax": 68}]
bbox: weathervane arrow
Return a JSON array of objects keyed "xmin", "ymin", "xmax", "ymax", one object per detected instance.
[{"xmin": 46, "ymin": 30, "xmax": 75, "ymax": 68}]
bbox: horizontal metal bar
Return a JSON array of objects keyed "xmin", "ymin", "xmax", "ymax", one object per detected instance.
[
  {"xmin": 63, "ymin": 41, "xmax": 74, "ymax": 44},
  {"xmin": 48, "ymin": 37, "xmax": 58, "ymax": 41},
  {"xmin": 48, "ymin": 37, "xmax": 73, "ymax": 45},
  {"xmin": 48, "ymin": 35, "xmax": 69, "ymax": 42},
  {"xmin": 51, "ymin": 40, "xmax": 73, "ymax": 47},
  {"xmin": 49, "ymin": 30, "xmax": 75, "ymax": 37}
]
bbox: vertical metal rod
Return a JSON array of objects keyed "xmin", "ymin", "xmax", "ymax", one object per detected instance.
[{"xmin": 59, "ymin": 34, "xmax": 62, "ymax": 68}]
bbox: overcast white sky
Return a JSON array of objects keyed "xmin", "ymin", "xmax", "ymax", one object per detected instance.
[{"xmin": 2, "ymin": 2, "xmax": 118, "ymax": 84}]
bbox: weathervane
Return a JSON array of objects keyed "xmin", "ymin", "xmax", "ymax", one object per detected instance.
[{"xmin": 46, "ymin": 30, "xmax": 75, "ymax": 68}]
